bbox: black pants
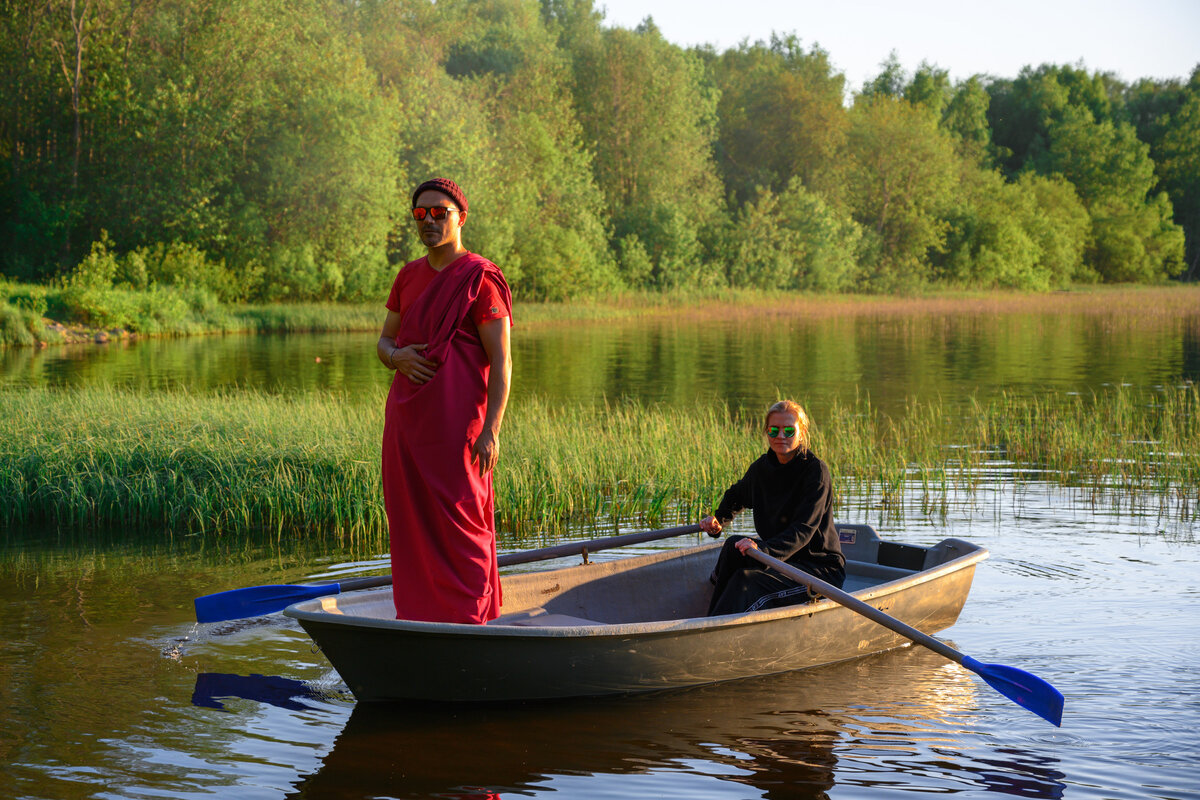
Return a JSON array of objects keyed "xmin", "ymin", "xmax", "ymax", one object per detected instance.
[{"xmin": 707, "ymin": 536, "xmax": 842, "ymax": 616}]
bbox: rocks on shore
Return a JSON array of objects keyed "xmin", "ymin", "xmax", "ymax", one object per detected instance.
[{"xmin": 39, "ymin": 319, "xmax": 133, "ymax": 346}]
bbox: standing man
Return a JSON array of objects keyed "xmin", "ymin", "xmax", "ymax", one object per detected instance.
[{"xmin": 377, "ymin": 178, "xmax": 512, "ymax": 623}]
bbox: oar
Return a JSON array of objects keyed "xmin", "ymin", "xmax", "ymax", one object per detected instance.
[
  {"xmin": 194, "ymin": 523, "xmax": 703, "ymax": 623},
  {"xmin": 743, "ymin": 547, "xmax": 1065, "ymax": 726},
  {"xmin": 194, "ymin": 575, "xmax": 394, "ymax": 624}
]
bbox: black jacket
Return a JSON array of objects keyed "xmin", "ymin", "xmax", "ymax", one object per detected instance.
[{"xmin": 713, "ymin": 448, "xmax": 845, "ymax": 580}]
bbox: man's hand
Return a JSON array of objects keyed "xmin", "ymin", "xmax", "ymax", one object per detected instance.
[
  {"xmin": 392, "ymin": 343, "xmax": 438, "ymax": 384},
  {"xmin": 471, "ymin": 429, "xmax": 500, "ymax": 476}
]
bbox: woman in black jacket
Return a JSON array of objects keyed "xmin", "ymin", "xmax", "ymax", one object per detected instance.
[{"xmin": 700, "ymin": 399, "xmax": 845, "ymax": 616}]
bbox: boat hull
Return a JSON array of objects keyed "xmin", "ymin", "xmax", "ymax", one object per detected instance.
[{"xmin": 285, "ymin": 528, "xmax": 986, "ymax": 702}]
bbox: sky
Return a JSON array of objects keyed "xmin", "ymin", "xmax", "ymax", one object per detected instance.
[{"xmin": 594, "ymin": 0, "xmax": 1199, "ymax": 92}]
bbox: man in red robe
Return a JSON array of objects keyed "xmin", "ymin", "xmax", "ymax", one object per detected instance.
[{"xmin": 377, "ymin": 178, "xmax": 512, "ymax": 623}]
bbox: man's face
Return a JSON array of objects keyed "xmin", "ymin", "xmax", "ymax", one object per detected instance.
[{"xmin": 413, "ymin": 190, "xmax": 463, "ymax": 249}]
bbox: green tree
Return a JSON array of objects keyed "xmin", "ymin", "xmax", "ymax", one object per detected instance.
[
  {"xmin": 861, "ymin": 51, "xmax": 905, "ymax": 99},
  {"xmin": 844, "ymin": 96, "xmax": 960, "ymax": 290},
  {"xmin": 719, "ymin": 178, "xmax": 863, "ymax": 291},
  {"xmin": 1125, "ymin": 68, "xmax": 1200, "ymax": 279},
  {"xmin": 903, "ymin": 62, "xmax": 952, "ymax": 117},
  {"xmin": 354, "ymin": 0, "xmax": 617, "ymax": 301},
  {"xmin": 0, "ymin": 0, "xmax": 62, "ymax": 280},
  {"xmin": 2, "ymin": 0, "xmax": 404, "ymax": 299},
  {"xmin": 1017, "ymin": 172, "xmax": 1092, "ymax": 285},
  {"xmin": 0, "ymin": 0, "xmax": 126, "ymax": 277},
  {"xmin": 941, "ymin": 76, "xmax": 993, "ymax": 163},
  {"xmin": 444, "ymin": 0, "xmax": 617, "ymax": 300},
  {"xmin": 988, "ymin": 64, "xmax": 1185, "ymax": 282},
  {"xmin": 936, "ymin": 167, "xmax": 1089, "ymax": 290},
  {"xmin": 567, "ymin": 18, "xmax": 723, "ymax": 288},
  {"xmin": 1038, "ymin": 104, "xmax": 1184, "ymax": 281},
  {"xmin": 708, "ymin": 34, "xmax": 848, "ymax": 205},
  {"xmin": 5, "ymin": 0, "xmax": 1191, "ymax": 300},
  {"xmin": 987, "ymin": 63, "xmax": 1120, "ymax": 174}
]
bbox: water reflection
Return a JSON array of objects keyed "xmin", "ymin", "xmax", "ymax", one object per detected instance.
[
  {"xmin": 4, "ymin": 300, "xmax": 1196, "ymax": 798},
  {"xmin": 4, "ymin": 312, "xmax": 1197, "ymax": 417},
  {"xmin": 275, "ymin": 647, "xmax": 1067, "ymax": 800},
  {"xmin": 288, "ymin": 682, "xmax": 836, "ymax": 799},
  {"xmin": 5, "ymin": 485, "xmax": 1193, "ymax": 799},
  {"xmin": 192, "ymin": 672, "xmax": 329, "ymax": 712}
]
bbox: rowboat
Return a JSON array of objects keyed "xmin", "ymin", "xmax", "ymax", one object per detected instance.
[{"xmin": 284, "ymin": 524, "xmax": 986, "ymax": 702}]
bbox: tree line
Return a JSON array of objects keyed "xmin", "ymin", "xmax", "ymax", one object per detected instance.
[{"xmin": 2, "ymin": 0, "xmax": 1197, "ymax": 303}]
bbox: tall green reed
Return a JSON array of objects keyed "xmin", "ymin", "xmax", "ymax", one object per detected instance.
[
  {"xmin": 2, "ymin": 384, "xmax": 1196, "ymax": 542},
  {"xmin": 1, "ymin": 387, "xmax": 385, "ymax": 543}
]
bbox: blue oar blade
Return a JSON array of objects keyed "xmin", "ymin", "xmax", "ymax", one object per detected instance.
[
  {"xmin": 962, "ymin": 656, "xmax": 1064, "ymax": 726},
  {"xmin": 194, "ymin": 582, "xmax": 342, "ymax": 623}
]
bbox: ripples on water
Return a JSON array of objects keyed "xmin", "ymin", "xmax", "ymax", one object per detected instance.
[
  {"xmin": 3, "ymin": 313, "xmax": 1198, "ymax": 798},
  {"xmin": 3, "ymin": 480, "xmax": 1197, "ymax": 799}
]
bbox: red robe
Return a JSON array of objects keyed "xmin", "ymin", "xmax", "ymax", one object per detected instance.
[{"xmin": 381, "ymin": 253, "xmax": 511, "ymax": 623}]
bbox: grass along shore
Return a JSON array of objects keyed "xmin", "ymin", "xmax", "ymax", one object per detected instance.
[
  {"xmin": 3, "ymin": 282, "xmax": 1199, "ymax": 347},
  {"xmin": 0, "ymin": 280, "xmax": 385, "ymax": 346},
  {"xmin": 3, "ymin": 385, "xmax": 1195, "ymax": 545}
]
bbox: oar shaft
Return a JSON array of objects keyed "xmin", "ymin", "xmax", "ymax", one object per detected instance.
[
  {"xmin": 745, "ymin": 548, "xmax": 966, "ymax": 666},
  {"xmin": 498, "ymin": 523, "xmax": 703, "ymax": 566},
  {"xmin": 333, "ymin": 576, "xmax": 393, "ymax": 593}
]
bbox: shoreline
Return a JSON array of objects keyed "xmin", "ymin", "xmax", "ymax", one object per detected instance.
[{"xmin": 4, "ymin": 283, "xmax": 1199, "ymax": 349}]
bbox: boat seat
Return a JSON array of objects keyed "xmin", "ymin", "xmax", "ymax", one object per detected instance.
[{"xmin": 489, "ymin": 607, "xmax": 605, "ymax": 627}]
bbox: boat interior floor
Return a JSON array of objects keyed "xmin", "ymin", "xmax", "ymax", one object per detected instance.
[{"xmin": 487, "ymin": 560, "xmax": 919, "ymax": 628}]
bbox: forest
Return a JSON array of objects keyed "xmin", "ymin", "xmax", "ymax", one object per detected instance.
[{"xmin": 2, "ymin": 0, "xmax": 1197, "ymax": 304}]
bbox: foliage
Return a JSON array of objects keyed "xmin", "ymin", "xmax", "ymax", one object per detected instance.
[
  {"xmin": 55, "ymin": 283, "xmax": 230, "ymax": 334},
  {"xmin": 986, "ymin": 64, "xmax": 1186, "ymax": 283},
  {"xmin": 844, "ymin": 96, "xmax": 960, "ymax": 290},
  {"xmin": 0, "ymin": 302, "xmax": 42, "ymax": 346},
  {"xmin": 1124, "ymin": 67, "xmax": 1200, "ymax": 279},
  {"xmin": 0, "ymin": 281, "xmax": 51, "ymax": 346},
  {"xmin": 941, "ymin": 76, "xmax": 994, "ymax": 162},
  {"xmin": 65, "ymin": 232, "xmax": 248, "ymax": 302},
  {"xmin": 0, "ymin": 0, "xmax": 1196, "ymax": 305},
  {"xmin": 936, "ymin": 169, "xmax": 1090, "ymax": 289},
  {"xmin": 567, "ymin": 18, "xmax": 723, "ymax": 287},
  {"xmin": 0, "ymin": 282, "xmax": 49, "ymax": 317},
  {"xmin": 354, "ymin": 0, "xmax": 617, "ymax": 300},
  {"xmin": 1016, "ymin": 173, "xmax": 1093, "ymax": 285},
  {"xmin": 718, "ymin": 179, "xmax": 863, "ymax": 291},
  {"xmin": 708, "ymin": 35, "xmax": 848, "ymax": 204}
]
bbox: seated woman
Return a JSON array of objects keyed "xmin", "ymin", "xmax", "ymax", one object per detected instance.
[{"xmin": 700, "ymin": 399, "xmax": 845, "ymax": 616}]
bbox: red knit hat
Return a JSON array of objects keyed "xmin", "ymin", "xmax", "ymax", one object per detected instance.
[{"xmin": 412, "ymin": 178, "xmax": 468, "ymax": 215}]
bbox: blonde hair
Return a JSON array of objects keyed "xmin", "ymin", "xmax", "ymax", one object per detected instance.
[{"xmin": 764, "ymin": 399, "xmax": 811, "ymax": 452}]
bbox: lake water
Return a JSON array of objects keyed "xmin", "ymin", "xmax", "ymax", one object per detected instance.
[
  {"xmin": 2, "ymin": 304, "xmax": 1199, "ymax": 799},
  {"xmin": 5, "ymin": 307, "xmax": 1198, "ymax": 415}
]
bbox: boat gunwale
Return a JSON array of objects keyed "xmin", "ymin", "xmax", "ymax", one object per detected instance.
[{"xmin": 283, "ymin": 538, "xmax": 989, "ymax": 639}]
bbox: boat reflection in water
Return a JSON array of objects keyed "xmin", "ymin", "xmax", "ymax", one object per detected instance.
[
  {"xmin": 191, "ymin": 672, "xmax": 334, "ymax": 712},
  {"xmin": 284, "ymin": 687, "xmax": 838, "ymax": 799},
  {"xmin": 209, "ymin": 647, "xmax": 1066, "ymax": 800}
]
